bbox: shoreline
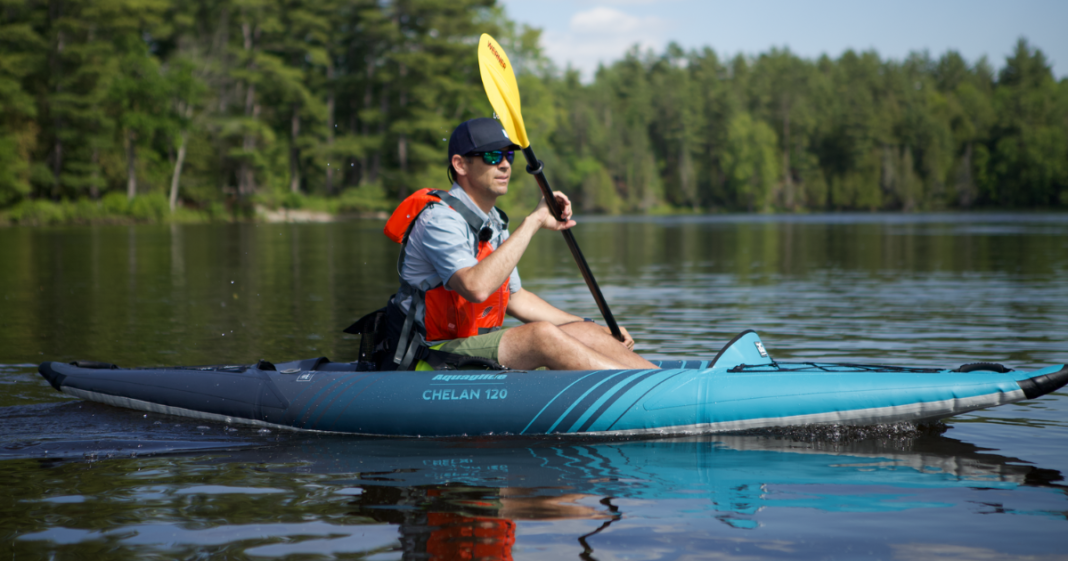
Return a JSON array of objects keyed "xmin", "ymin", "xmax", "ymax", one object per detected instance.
[{"xmin": 1, "ymin": 197, "xmax": 1064, "ymax": 228}]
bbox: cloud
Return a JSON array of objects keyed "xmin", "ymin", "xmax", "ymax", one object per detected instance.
[
  {"xmin": 571, "ymin": 6, "xmax": 645, "ymax": 34},
  {"xmin": 540, "ymin": 6, "xmax": 668, "ymax": 80}
]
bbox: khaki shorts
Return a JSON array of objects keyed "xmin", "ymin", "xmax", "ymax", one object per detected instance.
[{"xmin": 432, "ymin": 328, "xmax": 509, "ymax": 362}]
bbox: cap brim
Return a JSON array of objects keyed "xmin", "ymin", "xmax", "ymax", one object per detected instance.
[{"xmin": 471, "ymin": 139, "xmax": 521, "ymax": 153}]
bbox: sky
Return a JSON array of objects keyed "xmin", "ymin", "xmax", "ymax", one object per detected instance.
[{"xmin": 498, "ymin": 0, "xmax": 1068, "ymax": 81}]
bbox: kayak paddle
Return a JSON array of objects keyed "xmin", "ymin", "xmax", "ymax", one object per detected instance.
[{"xmin": 477, "ymin": 33, "xmax": 623, "ymax": 342}]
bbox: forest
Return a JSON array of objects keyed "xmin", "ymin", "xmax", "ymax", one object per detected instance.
[{"xmin": 1, "ymin": 0, "xmax": 1066, "ymax": 225}]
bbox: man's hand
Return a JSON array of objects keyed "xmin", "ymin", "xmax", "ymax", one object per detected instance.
[
  {"xmin": 614, "ymin": 325, "xmax": 636, "ymax": 351},
  {"xmin": 532, "ymin": 191, "xmax": 576, "ymax": 231}
]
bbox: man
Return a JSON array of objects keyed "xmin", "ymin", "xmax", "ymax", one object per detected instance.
[{"xmin": 383, "ymin": 117, "xmax": 656, "ymax": 371}]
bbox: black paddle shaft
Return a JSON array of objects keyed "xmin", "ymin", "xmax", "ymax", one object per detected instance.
[{"xmin": 520, "ymin": 146, "xmax": 623, "ymax": 342}]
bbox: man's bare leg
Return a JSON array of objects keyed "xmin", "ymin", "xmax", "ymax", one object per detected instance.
[
  {"xmin": 499, "ymin": 321, "xmax": 634, "ymax": 371},
  {"xmin": 558, "ymin": 321, "xmax": 658, "ymax": 369}
]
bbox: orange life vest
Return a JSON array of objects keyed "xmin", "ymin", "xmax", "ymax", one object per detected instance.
[{"xmin": 386, "ymin": 188, "xmax": 510, "ymax": 368}]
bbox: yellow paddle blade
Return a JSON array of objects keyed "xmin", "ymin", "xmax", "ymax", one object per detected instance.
[{"xmin": 478, "ymin": 33, "xmax": 529, "ymax": 148}]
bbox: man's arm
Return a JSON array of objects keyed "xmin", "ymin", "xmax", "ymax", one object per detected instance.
[
  {"xmin": 506, "ymin": 288, "xmax": 583, "ymax": 325},
  {"xmin": 507, "ymin": 288, "xmax": 638, "ymax": 350},
  {"xmin": 447, "ymin": 192, "xmax": 574, "ymax": 303}
]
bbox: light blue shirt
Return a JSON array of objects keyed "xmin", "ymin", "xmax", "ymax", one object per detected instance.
[{"xmin": 396, "ymin": 184, "xmax": 521, "ymax": 314}]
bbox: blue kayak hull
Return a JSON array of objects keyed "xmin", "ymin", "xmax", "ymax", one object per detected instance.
[{"xmin": 38, "ymin": 331, "xmax": 1068, "ymax": 437}]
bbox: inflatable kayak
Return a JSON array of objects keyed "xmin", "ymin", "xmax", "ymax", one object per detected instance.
[{"xmin": 37, "ymin": 331, "xmax": 1067, "ymax": 437}]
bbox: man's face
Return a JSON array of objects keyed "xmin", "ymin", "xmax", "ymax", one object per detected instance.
[{"xmin": 454, "ymin": 153, "xmax": 511, "ymax": 198}]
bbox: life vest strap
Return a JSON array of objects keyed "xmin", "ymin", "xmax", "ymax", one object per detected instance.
[
  {"xmin": 399, "ymin": 332, "xmax": 425, "ymax": 371},
  {"xmin": 394, "ymin": 280, "xmax": 432, "ymax": 369},
  {"xmin": 435, "ymin": 191, "xmax": 487, "ymax": 235}
]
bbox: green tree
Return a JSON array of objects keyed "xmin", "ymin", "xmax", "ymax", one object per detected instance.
[
  {"xmin": 276, "ymin": 0, "xmax": 331, "ymax": 195},
  {"xmin": 986, "ymin": 39, "xmax": 1067, "ymax": 207},
  {"xmin": 0, "ymin": 1, "xmax": 43, "ymax": 205},
  {"xmin": 749, "ymin": 47, "xmax": 814, "ymax": 210},
  {"xmin": 937, "ymin": 52, "xmax": 995, "ymax": 207},
  {"xmin": 647, "ymin": 43, "xmax": 700, "ymax": 209},
  {"xmin": 686, "ymin": 47, "xmax": 731, "ymax": 209},
  {"xmin": 721, "ymin": 111, "xmax": 779, "ymax": 211},
  {"xmin": 164, "ymin": 56, "xmax": 207, "ymax": 212},
  {"xmin": 108, "ymin": 33, "xmax": 171, "ymax": 200}
]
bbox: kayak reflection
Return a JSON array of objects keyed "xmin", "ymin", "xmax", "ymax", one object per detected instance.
[
  {"xmin": 10, "ymin": 416, "xmax": 1064, "ymax": 560},
  {"xmin": 193, "ymin": 427, "xmax": 1065, "ymax": 559},
  {"xmin": 216, "ymin": 424, "xmax": 1064, "ymax": 518}
]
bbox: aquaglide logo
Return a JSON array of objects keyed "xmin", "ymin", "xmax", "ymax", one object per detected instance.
[{"xmin": 432, "ymin": 373, "xmax": 508, "ymax": 381}]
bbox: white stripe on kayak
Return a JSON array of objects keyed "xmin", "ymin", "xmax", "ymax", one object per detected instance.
[
  {"xmin": 592, "ymin": 388, "xmax": 1028, "ymax": 437},
  {"xmin": 61, "ymin": 387, "xmax": 336, "ymax": 434},
  {"xmin": 61, "ymin": 386, "xmax": 1027, "ymax": 438}
]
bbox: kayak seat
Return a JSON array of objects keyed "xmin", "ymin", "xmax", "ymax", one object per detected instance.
[
  {"xmin": 272, "ymin": 357, "xmax": 336, "ymax": 373},
  {"xmin": 296, "ymin": 357, "xmax": 331, "ymax": 371},
  {"xmin": 316, "ymin": 362, "xmax": 361, "ymax": 372},
  {"xmin": 270, "ymin": 357, "xmax": 361, "ymax": 373},
  {"xmin": 69, "ymin": 360, "xmax": 119, "ymax": 370}
]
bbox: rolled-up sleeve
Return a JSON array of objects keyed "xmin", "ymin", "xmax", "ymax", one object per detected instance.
[
  {"xmin": 508, "ymin": 266, "xmax": 522, "ymax": 293},
  {"xmin": 500, "ymin": 228, "xmax": 522, "ymax": 292}
]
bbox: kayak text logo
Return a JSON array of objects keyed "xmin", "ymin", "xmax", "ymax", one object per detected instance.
[{"xmin": 432, "ymin": 373, "xmax": 508, "ymax": 382}]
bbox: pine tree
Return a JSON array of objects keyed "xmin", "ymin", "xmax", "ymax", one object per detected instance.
[{"xmin": 0, "ymin": 1, "xmax": 44, "ymax": 204}]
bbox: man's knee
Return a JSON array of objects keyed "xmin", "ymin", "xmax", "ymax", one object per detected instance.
[
  {"xmin": 524, "ymin": 320, "xmax": 566, "ymax": 343},
  {"xmin": 501, "ymin": 321, "xmax": 567, "ymax": 364},
  {"xmin": 561, "ymin": 320, "xmax": 599, "ymax": 333},
  {"xmin": 504, "ymin": 321, "xmax": 571, "ymax": 353},
  {"xmin": 559, "ymin": 320, "xmax": 610, "ymax": 341}
]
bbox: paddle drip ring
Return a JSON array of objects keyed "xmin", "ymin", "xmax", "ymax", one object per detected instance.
[{"xmin": 526, "ymin": 159, "xmax": 544, "ymax": 175}]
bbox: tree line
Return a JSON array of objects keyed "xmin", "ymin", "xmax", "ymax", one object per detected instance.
[
  {"xmin": 1, "ymin": 0, "xmax": 1066, "ymax": 224},
  {"xmin": 536, "ymin": 37, "xmax": 1068, "ymax": 214}
]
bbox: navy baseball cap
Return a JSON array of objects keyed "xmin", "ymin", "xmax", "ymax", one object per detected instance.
[{"xmin": 448, "ymin": 118, "xmax": 520, "ymax": 160}]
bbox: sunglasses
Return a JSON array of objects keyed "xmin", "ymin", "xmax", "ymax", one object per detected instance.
[{"xmin": 469, "ymin": 150, "xmax": 515, "ymax": 166}]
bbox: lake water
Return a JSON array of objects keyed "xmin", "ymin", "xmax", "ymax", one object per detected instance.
[{"xmin": 2, "ymin": 213, "xmax": 1067, "ymax": 560}]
